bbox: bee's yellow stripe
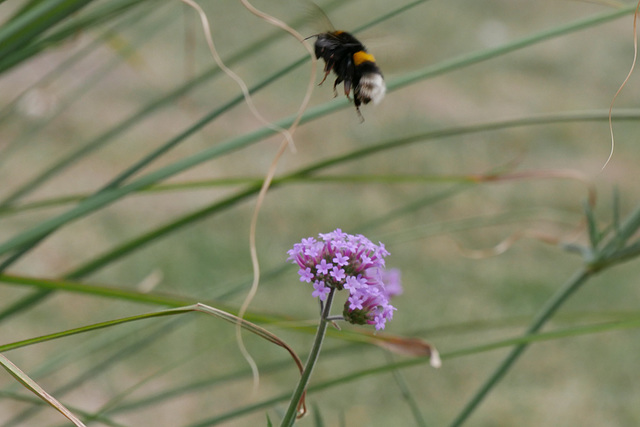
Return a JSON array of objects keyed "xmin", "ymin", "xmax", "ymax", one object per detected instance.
[{"xmin": 353, "ymin": 51, "xmax": 375, "ymax": 66}]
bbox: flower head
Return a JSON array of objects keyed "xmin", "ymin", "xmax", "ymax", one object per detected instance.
[{"xmin": 287, "ymin": 229, "xmax": 402, "ymax": 330}]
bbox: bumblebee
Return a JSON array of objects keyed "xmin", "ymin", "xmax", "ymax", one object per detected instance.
[{"xmin": 311, "ymin": 30, "xmax": 386, "ymax": 118}]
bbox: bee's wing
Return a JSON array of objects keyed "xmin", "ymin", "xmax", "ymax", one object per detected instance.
[{"xmin": 299, "ymin": 0, "xmax": 336, "ymax": 35}]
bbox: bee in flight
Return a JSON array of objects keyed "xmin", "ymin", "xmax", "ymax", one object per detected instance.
[{"xmin": 307, "ymin": 19, "xmax": 386, "ymax": 120}]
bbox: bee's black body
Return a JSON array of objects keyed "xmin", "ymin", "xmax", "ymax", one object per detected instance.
[{"xmin": 312, "ymin": 31, "xmax": 386, "ymax": 117}]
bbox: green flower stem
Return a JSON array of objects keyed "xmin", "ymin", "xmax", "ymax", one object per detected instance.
[
  {"xmin": 281, "ymin": 289, "xmax": 336, "ymax": 427},
  {"xmin": 449, "ymin": 268, "xmax": 592, "ymax": 427}
]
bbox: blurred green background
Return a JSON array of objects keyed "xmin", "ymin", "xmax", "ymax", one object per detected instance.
[{"xmin": 1, "ymin": 0, "xmax": 640, "ymax": 426}]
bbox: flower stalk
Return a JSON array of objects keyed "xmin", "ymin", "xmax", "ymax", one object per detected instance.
[
  {"xmin": 280, "ymin": 288, "xmax": 336, "ymax": 427},
  {"xmin": 281, "ymin": 229, "xmax": 403, "ymax": 424}
]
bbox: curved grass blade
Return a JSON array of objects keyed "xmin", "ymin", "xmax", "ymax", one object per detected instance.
[
  {"xmin": 0, "ymin": 303, "xmax": 306, "ymax": 423},
  {"xmin": 3, "ymin": 303, "xmax": 303, "ymax": 372}
]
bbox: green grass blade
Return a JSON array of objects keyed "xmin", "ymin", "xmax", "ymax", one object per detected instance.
[
  {"xmin": 0, "ymin": 0, "xmax": 94, "ymax": 59},
  {"xmin": 0, "ymin": 354, "xmax": 87, "ymax": 426},
  {"xmin": 0, "ymin": 273, "xmax": 287, "ymax": 325},
  {"xmin": 3, "ymin": 108, "xmax": 639, "ymax": 218},
  {"xmin": 387, "ymin": 353, "xmax": 428, "ymax": 427},
  {"xmin": 0, "ymin": 6, "xmax": 633, "ymax": 257},
  {"xmin": 0, "ymin": 3, "xmax": 170, "ymax": 170},
  {"xmin": 62, "ymin": 109, "xmax": 634, "ymax": 278},
  {"xmin": 0, "ymin": 0, "xmax": 145, "ymax": 74},
  {"xmin": 0, "ymin": 391, "xmax": 126, "ymax": 427},
  {"xmin": 0, "ymin": 0, "xmax": 351, "ymax": 205},
  {"xmin": 188, "ymin": 312, "xmax": 640, "ymax": 426},
  {"xmin": 387, "ymin": 5, "xmax": 636, "ymax": 93},
  {"xmin": 0, "ymin": 2, "xmax": 151, "ymax": 128},
  {"xmin": 448, "ymin": 268, "xmax": 592, "ymax": 426}
]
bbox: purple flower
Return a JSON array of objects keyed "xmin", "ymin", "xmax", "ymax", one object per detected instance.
[
  {"xmin": 344, "ymin": 274, "xmax": 366, "ymax": 292},
  {"xmin": 381, "ymin": 269, "xmax": 403, "ymax": 298},
  {"xmin": 312, "ymin": 280, "xmax": 331, "ymax": 301},
  {"xmin": 329, "ymin": 266, "xmax": 346, "ymax": 282},
  {"xmin": 316, "ymin": 259, "xmax": 333, "ymax": 275},
  {"xmin": 348, "ymin": 293, "xmax": 364, "ymax": 310},
  {"xmin": 359, "ymin": 254, "xmax": 372, "ymax": 268},
  {"xmin": 343, "ymin": 293, "xmax": 397, "ymax": 331},
  {"xmin": 333, "ymin": 253, "xmax": 349, "ymax": 266},
  {"xmin": 298, "ymin": 267, "xmax": 314, "ymax": 283},
  {"xmin": 288, "ymin": 229, "xmax": 401, "ymax": 330}
]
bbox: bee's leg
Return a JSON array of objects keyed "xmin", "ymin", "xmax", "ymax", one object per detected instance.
[
  {"xmin": 343, "ymin": 80, "xmax": 352, "ymax": 99},
  {"xmin": 355, "ymin": 105, "xmax": 364, "ymax": 122},
  {"xmin": 319, "ymin": 67, "xmax": 332, "ymax": 85},
  {"xmin": 354, "ymin": 96, "xmax": 364, "ymax": 122},
  {"xmin": 333, "ymin": 77, "xmax": 343, "ymax": 98}
]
